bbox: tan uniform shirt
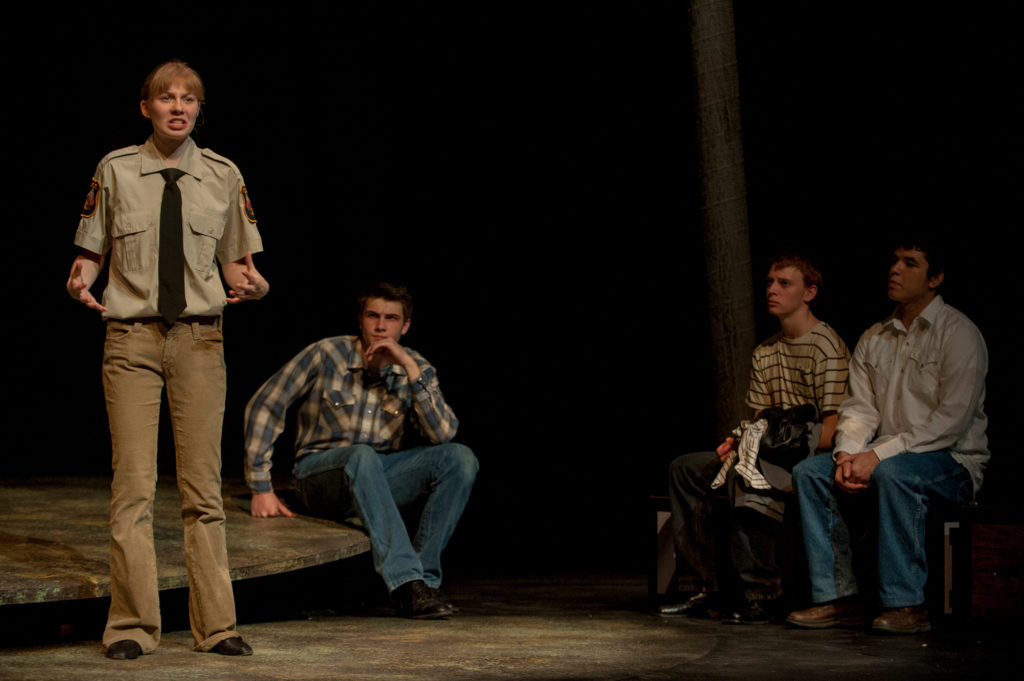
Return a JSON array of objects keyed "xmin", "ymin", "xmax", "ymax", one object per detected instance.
[{"xmin": 74, "ymin": 136, "xmax": 264, "ymax": 319}]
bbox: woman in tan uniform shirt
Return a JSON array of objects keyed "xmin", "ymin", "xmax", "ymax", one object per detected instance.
[{"xmin": 66, "ymin": 60, "xmax": 266, "ymax": 660}]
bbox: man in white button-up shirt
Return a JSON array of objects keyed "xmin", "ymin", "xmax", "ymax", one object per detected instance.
[{"xmin": 786, "ymin": 238, "xmax": 989, "ymax": 634}]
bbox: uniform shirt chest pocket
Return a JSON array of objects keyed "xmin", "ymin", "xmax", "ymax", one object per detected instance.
[
  {"xmin": 184, "ymin": 208, "xmax": 226, "ymax": 275},
  {"xmin": 111, "ymin": 212, "xmax": 155, "ymax": 272}
]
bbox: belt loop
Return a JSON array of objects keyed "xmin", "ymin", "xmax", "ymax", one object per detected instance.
[{"xmin": 191, "ymin": 320, "xmax": 201, "ymax": 340}]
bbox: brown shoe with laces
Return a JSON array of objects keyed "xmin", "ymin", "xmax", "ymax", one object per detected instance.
[
  {"xmin": 392, "ymin": 580, "xmax": 454, "ymax": 619},
  {"xmin": 871, "ymin": 605, "xmax": 931, "ymax": 634},
  {"xmin": 786, "ymin": 597, "xmax": 863, "ymax": 629}
]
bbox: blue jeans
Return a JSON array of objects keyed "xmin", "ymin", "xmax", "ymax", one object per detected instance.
[
  {"xmin": 793, "ymin": 451, "xmax": 972, "ymax": 608},
  {"xmin": 293, "ymin": 443, "xmax": 478, "ymax": 591}
]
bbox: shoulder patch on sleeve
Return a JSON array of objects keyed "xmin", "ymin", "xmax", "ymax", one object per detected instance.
[
  {"xmin": 80, "ymin": 177, "xmax": 100, "ymax": 218},
  {"xmin": 82, "ymin": 146, "xmax": 139, "ymax": 218},
  {"xmin": 241, "ymin": 185, "xmax": 257, "ymax": 223}
]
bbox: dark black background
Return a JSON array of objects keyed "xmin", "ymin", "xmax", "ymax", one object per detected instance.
[{"xmin": 6, "ymin": 2, "xmax": 1021, "ymax": 575}]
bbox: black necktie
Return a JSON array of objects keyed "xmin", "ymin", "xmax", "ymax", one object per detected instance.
[{"xmin": 158, "ymin": 168, "xmax": 187, "ymax": 324}]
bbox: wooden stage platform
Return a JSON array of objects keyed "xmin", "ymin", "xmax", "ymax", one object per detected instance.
[{"xmin": 0, "ymin": 477, "xmax": 371, "ymax": 607}]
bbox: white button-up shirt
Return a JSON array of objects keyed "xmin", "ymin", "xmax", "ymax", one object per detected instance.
[{"xmin": 835, "ymin": 296, "xmax": 989, "ymax": 492}]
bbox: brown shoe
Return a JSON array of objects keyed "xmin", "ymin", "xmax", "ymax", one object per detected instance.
[
  {"xmin": 871, "ymin": 605, "xmax": 931, "ymax": 634},
  {"xmin": 786, "ymin": 597, "xmax": 863, "ymax": 629},
  {"xmin": 392, "ymin": 580, "xmax": 455, "ymax": 619}
]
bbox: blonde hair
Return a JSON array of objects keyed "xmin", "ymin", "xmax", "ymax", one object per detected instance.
[{"xmin": 140, "ymin": 60, "xmax": 205, "ymax": 102}]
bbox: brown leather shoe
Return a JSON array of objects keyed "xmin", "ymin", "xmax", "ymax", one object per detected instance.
[
  {"xmin": 428, "ymin": 586, "xmax": 459, "ymax": 614},
  {"xmin": 786, "ymin": 597, "xmax": 863, "ymax": 629},
  {"xmin": 392, "ymin": 580, "xmax": 455, "ymax": 619},
  {"xmin": 871, "ymin": 605, "xmax": 931, "ymax": 634}
]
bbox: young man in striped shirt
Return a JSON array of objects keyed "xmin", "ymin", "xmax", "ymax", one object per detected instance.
[
  {"xmin": 663, "ymin": 254, "xmax": 850, "ymax": 623},
  {"xmin": 243, "ymin": 283, "xmax": 478, "ymax": 619}
]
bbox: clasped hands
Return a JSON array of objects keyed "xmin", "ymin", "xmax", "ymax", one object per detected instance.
[
  {"xmin": 834, "ymin": 450, "xmax": 880, "ymax": 493},
  {"xmin": 716, "ymin": 432, "xmax": 879, "ymax": 494}
]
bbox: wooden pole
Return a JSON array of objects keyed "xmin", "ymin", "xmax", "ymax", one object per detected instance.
[{"xmin": 689, "ymin": 0, "xmax": 757, "ymax": 435}]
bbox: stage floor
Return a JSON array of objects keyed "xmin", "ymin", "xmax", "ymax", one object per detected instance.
[
  {"xmin": 0, "ymin": 572, "xmax": 1015, "ymax": 681},
  {"xmin": 0, "ymin": 480, "xmax": 1015, "ymax": 680},
  {"xmin": 0, "ymin": 477, "xmax": 370, "ymax": 606}
]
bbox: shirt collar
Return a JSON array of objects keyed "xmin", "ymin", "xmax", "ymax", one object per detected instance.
[
  {"xmin": 884, "ymin": 294, "xmax": 944, "ymax": 333},
  {"xmin": 139, "ymin": 136, "xmax": 200, "ymax": 179},
  {"xmin": 916, "ymin": 294, "xmax": 944, "ymax": 327},
  {"xmin": 351, "ymin": 338, "xmax": 368, "ymax": 370}
]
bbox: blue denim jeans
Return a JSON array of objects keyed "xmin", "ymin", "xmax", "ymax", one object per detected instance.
[
  {"xmin": 793, "ymin": 451, "xmax": 972, "ymax": 608},
  {"xmin": 293, "ymin": 443, "xmax": 478, "ymax": 591}
]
